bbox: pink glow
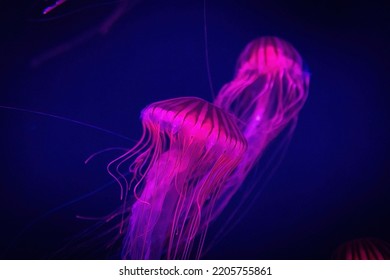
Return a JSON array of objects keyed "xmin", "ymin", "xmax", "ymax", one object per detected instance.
[
  {"xmin": 333, "ymin": 238, "xmax": 390, "ymax": 260},
  {"xmin": 107, "ymin": 97, "xmax": 246, "ymax": 259},
  {"xmin": 210, "ymin": 37, "xmax": 310, "ymax": 229}
]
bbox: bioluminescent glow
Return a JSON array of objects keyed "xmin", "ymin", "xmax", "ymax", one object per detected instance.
[{"xmin": 107, "ymin": 97, "xmax": 247, "ymax": 259}]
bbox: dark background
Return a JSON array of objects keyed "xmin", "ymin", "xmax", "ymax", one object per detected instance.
[{"xmin": 0, "ymin": 0, "xmax": 389, "ymax": 259}]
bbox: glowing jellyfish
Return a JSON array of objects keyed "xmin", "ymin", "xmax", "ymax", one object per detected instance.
[
  {"xmin": 210, "ymin": 37, "xmax": 310, "ymax": 226},
  {"xmin": 333, "ymin": 238, "xmax": 390, "ymax": 260},
  {"xmin": 107, "ymin": 97, "xmax": 247, "ymax": 259}
]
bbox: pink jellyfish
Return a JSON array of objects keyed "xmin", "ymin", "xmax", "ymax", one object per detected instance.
[
  {"xmin": 332, "ymin": 238, "xmax": 390, "ymax": 260},
  {"xmin": 209, "ymin": 37, "xmax": 310, "ymax": 228},
  {"xmin": 107, "ymin": 97, "xmax": 247, "ymax": 259}
]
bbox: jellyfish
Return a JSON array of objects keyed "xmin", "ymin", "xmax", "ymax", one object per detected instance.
[
  {"xmin": 208, "ymin": 37, "xmax": 310, "ymax": 231},
  {"xmin": 107, "ymin": 97, "xmax": 247, "ymax": 259},
  {"xmin": 332, "ymin": 238, "xmax": 390, "ymax": 260}
]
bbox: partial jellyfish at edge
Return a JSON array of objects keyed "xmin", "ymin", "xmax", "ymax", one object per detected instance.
[{"xmin": 332, "ymin": 238, "xmax": 390, "ymax": 260}]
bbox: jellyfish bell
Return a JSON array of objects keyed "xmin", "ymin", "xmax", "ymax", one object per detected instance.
[
  {"xmin": 214, "ymin": 35, "xmax": 309, "ymax": 176},
  {"xmin": 332, "ymin": 238, "xmax": 390, "ymax": 260},
  {"xmin": 216, "ymin": 36, "xmax": 309, "ymax": 136},
  {"xmin": 107, "ymin": 97, "xmax": 247, "ymax": 259},
  {"xmin": 236, "ymin": 37, "xmax": 305, "ymax": 78},
  {"xmin": 140, "ymin": 97, "xmax": 244, "ymax": 155}
]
